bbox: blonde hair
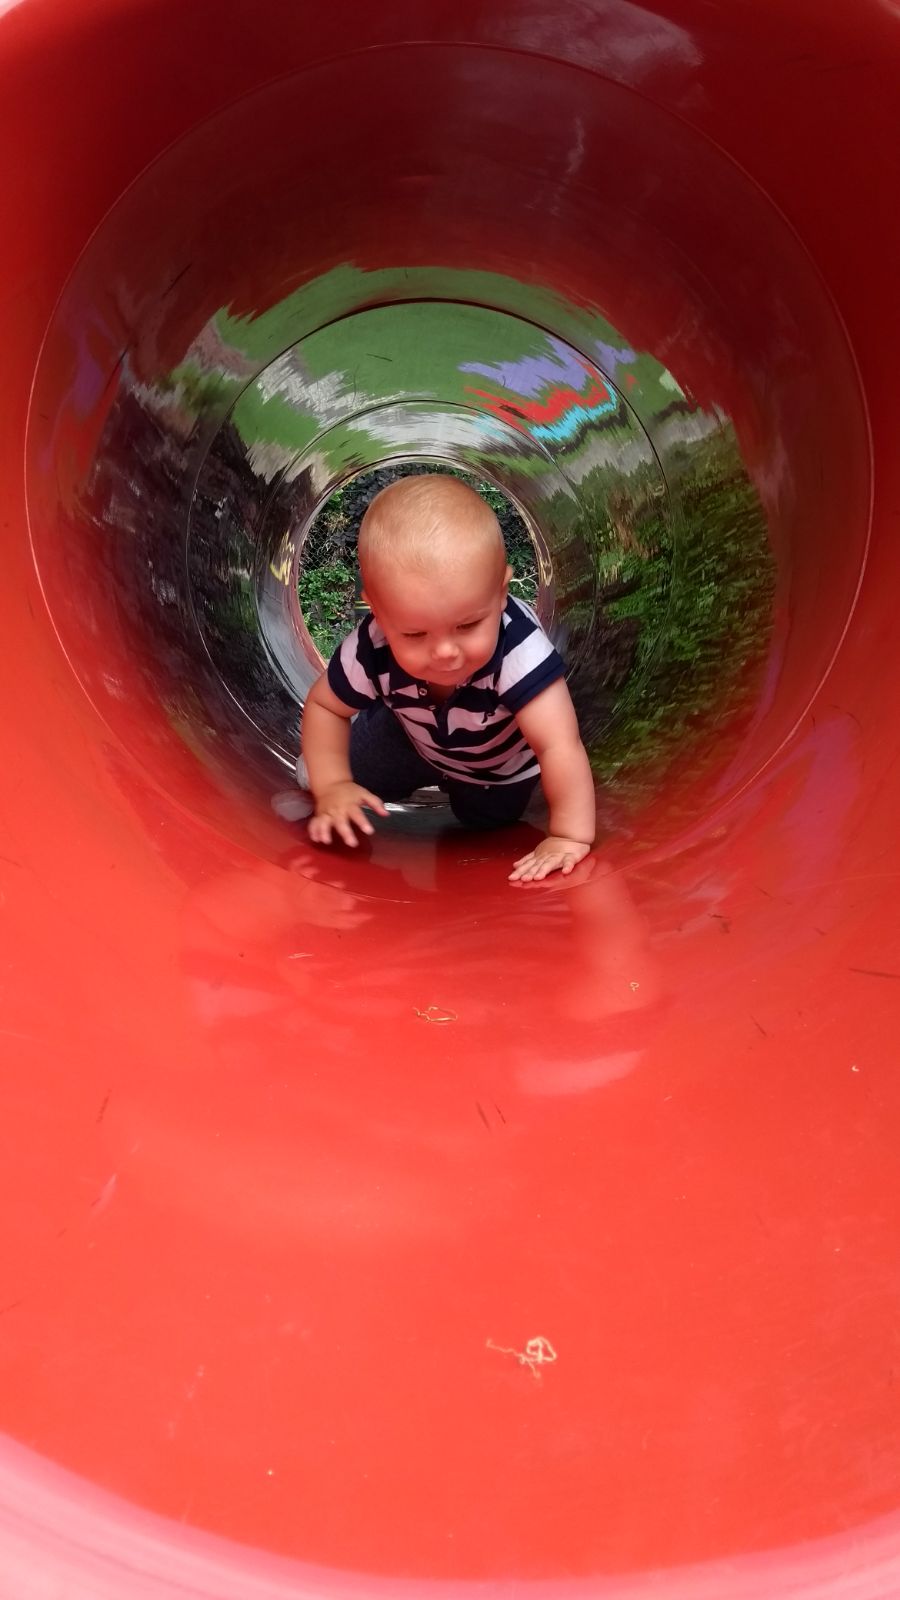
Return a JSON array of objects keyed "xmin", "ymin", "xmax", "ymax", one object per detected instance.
[{"xmin": 358, "ymin": 474, "xmax": 506, "ymax": 587}]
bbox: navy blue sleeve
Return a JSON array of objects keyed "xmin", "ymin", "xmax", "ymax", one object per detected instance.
[
  {"xmin": 502, "ymin": 651, "xmax": 566, "ymax": 713},
  {"xmin": 326, "ymin": 619, "xmax": 379, "ymax": 711},
  {"xmin": 496, "ymin": 599, "xmax": 567, "ymax": 713}
]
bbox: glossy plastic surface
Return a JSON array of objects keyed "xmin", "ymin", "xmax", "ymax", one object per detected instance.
[{"xmin": 2, "ymin": 1, "xmax": 900, "ymax": 1595}]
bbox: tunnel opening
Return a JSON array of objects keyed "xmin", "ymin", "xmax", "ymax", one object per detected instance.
[
  {"xmin": 4, "ymin": 2, "xmax": 896, "ymax": 1596},
  {"xmin": 24, "ymin": 37, "xmax": 870, "ymax": 859},
  {"xmin": 295, "ymin": 461, "xmax": 540, "ymax": 666}
]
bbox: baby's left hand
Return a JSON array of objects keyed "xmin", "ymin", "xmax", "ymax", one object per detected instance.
[{"xmin": 509, "ymin": 836, "xmax": 592, "ymax": 883}]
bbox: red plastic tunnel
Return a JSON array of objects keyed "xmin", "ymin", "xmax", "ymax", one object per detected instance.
[{"xmin": 2, "ymin": 1, "xmax": 900, "ymax": 1595}]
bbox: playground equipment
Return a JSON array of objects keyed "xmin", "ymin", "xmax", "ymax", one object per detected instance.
[{"xmin": 1, "ymin": 0, "xmax": 899, "ymax": 1594}]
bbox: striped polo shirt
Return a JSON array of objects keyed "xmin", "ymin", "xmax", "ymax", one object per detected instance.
[{"xmin": 327, "ymin": 596, "xmax": 565, "ymax": 786}]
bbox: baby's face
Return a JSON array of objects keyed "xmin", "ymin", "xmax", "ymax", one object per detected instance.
[{"xmin": 365, "ymin": 558, "xmax": 512, "ymax": 688}]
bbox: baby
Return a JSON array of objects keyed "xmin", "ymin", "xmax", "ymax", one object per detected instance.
[{"xmin": 302, "ymin": 474, "xmax": 596, "ymax": 881}]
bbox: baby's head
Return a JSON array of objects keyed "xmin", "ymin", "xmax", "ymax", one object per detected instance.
[{"xmin": 358, "ymin": 475, "xmax": 513, "ymax": 686}]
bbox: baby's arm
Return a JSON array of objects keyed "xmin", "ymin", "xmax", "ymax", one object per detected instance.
[
  {"xmin": 509, "ymin": 679, "xmax": 595, "ymax": 882},
  {"xmin": 303, "ymin": 675, "xmax": 388, "ymax": 847}
]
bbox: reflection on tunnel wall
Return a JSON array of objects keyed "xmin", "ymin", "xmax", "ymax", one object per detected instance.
[
  {"xmin": 70, "ymin": 270, "xmax": 775, "ymax": 815},
  {"xmin": 27, "ymin": 35, "xmax": 870, "ymax": 848}
]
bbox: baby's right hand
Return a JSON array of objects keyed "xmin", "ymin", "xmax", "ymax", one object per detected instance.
[{"xmin": 308, "ymin": 782, "xmax": 389, "ymax": 848}]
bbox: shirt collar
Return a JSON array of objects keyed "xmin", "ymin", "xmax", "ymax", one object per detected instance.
[{"xmin": 386, "ymin": 654, "xmax": 419, "ymax": 694}]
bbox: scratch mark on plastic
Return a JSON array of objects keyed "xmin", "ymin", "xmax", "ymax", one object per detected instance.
[
  {"xmin": 754, "ymin": 1209, "xmax": 772, "ymax": 1238},
  {"xmin": 414, "ymin": 1005, "xmax": 458, "ymax": 1024},
  {"xmin": 486, "ymin": 1335, "xmax": 558, "ymax": 1380},
  {"xmin": 102, "ymin": 346, "xmax": 130, "ymax": 397},
  {"xmin": 162, "ymin": 261, "xmax": 193, "ymax": 298},
  {"xmin": 90, "ymin": 1174, "xmax": 118, "ymax": 1213},
  {"xmin": 830, "ymin": 703, "xmax": 863, "ymax": 732}
]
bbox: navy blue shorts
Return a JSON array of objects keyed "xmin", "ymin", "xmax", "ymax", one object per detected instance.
[{"xmin": 349, "ymin": 703, "xmax": 538, "ymax": 829}]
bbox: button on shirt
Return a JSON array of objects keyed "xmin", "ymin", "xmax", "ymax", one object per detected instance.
[{"xmin": 326, "ymin": 596, "xmax": 566, "ymax": 786}]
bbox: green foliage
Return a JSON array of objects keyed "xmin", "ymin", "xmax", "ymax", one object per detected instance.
[
  {"xmin": 591, "ymin": 429, "xmax": 775, "ymax": 791},
  {"xmin": 298, "ymin": 557, "xmax": 357, "ymax": 658}
]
